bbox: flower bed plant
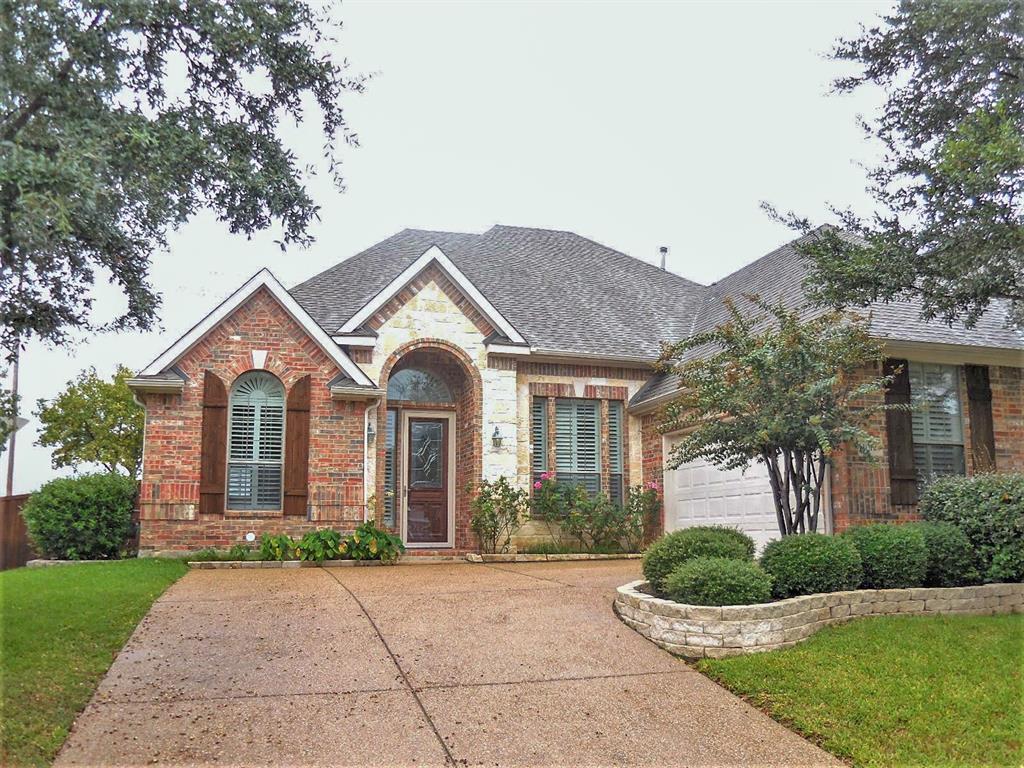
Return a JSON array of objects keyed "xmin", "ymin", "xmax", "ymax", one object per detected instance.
[
  {"xmin": 186, "ymin": 523, "xmax": 404, "ymax": 564},
  {"xmin": 760, "ymin": 533, "xmax": 862, "ymax": 598},
  {"xmin": 527, "ymin": 475, "xmax": 659, "ymax": 554},
  {"xmin": 663, "ymin": 556, "xmax": 773, "ymax": 605}
]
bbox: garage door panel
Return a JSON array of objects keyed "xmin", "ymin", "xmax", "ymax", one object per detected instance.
[{"xmin": 663, "ymin": 438, "xmax": 784, "ymax": 551}]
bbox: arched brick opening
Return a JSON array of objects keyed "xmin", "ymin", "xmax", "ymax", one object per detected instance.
[{"xmin": 376, "ymin": 339, "xmax": 483, "ymax": 551}]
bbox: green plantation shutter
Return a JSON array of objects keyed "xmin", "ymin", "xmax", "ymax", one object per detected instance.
[
  {"xmin": 555, "ymin": 399, "xmax": 600, "ymax": 495},
  {"xmin": 383, "ymin": 409, "xmax": 397, "ymax": 526},
  {"xmin": 531, "ymin": 397, "xmax": 548, "ymax": 479},
  {"xmin": 909, "ymin": 362, "xmax": 966, "ymax": 480},
  {"xmin": 227, "ymin": 372, "xmax": 285, "ymax": 510},
  {"xmin": 608, "ymin": 401, "xmax": 624, "ymax": 505}
]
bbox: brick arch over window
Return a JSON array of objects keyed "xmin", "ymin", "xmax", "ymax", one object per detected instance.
[{"xmin": 376, "ymin": 338, "xmax": 483, "ymax": 550}]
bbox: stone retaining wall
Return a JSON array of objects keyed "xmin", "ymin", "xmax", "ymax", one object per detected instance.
[{"xmin": 615, "ymin": 580, "xmax": 1024, "ymax": 659}]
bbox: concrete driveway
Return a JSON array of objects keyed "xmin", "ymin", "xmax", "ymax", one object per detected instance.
[{"xmin": 56, "ymin": 560, "xmax": 836, "ymax": 766}]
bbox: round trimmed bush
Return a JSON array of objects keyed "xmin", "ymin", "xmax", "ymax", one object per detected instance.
[
  {"xmin": 842, "ymin": 523, "xmax": 928, "ymax": 589},
  {"xmin": 759, "ymin": 533, "xmax": 863, "ymax": 598},
  {"xmin": 22, "ymin": 473, "xmax": 137, "ymax": 560},
  {"xmin": 642, "ymin": 526, "xmax": 755, "ymax": 593},
  {"xmin": 920, "ymin": 473, "xmax": 1023, "ymax": 583},
  {"xmin": 663, "ymin": 557, "xmax": 773, "ymax": 606},
  {"xmin": 906, "ymin": 522, "xmax": 981, "ymax": 587}
]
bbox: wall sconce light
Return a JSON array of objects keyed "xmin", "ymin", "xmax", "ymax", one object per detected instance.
[
  {"xmin": 492, "ymin": 425, "xmax": 503, "ymax": 448},
  {"xmin": 366, "ymin": 420, "xmax": 377, "ymax": 443}
]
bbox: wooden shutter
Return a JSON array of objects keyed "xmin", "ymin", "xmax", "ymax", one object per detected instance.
[
  {"xmin": 965, "ymin": 365, "xmax": 996, "ymax": 473},
  {"xmin": 531, "ymin": 397, "xmax": 548, "ymax": 477},
  {"xmin": 283, "ymin": 375, "xmax": 311, "ymax": 516},
  {"xmin": 199, "ymin": 370, "xmax": 228, "ymax": 515},
  {"xmin": 884, "ymin": 358, "xmax": 917, "ymax": 506}
]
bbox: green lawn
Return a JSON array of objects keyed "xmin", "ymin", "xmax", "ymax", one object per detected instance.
[
  {"xmin": 698, "ymin": 613, "xmax": 1023, "ymax": 767},
  {"xmin": 0, "ymin": 559, "xmax": 188, "ymax": 766}
]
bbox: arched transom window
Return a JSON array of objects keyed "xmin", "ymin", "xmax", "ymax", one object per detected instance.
[
  {"xmin": 227, "ymin": 371, "xmax": 285, "ymax": 510},
  {"xmin": 386, "ymin": 367, "xmax": 453, "ymax": 403}
]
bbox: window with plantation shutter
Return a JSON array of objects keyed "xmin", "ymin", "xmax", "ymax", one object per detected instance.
[
  {"xmin": 909, "ymin": 362, "xmax": 965, "ymax": 482},
  {"xmin": 608, "ymin": 401, "xmax": 624, "ymax": 505},
  {"xmin": 227, "ymin": 371, "xmax": 285, "ymax": 510},
  {"xmin": 531, "ymin": 397, "xmax": 548, "ymax": 484},
  {"xmin": 555, "ymin": 399, "xmax": 600, "ymax": 495}
]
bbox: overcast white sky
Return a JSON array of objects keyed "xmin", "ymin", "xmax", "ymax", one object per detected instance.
[{"xmin": 8, "ymin": 0, "xmax": 891, "ymax": 494}]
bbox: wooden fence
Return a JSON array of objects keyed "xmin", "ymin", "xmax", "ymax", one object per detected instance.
[{"xmin": 0, "ymin": 494, "xmax": 33, "ymax": 570}]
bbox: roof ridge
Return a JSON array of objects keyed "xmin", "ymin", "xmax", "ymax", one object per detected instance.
[{"xmin": 488, "ymin": 224, "xmax": 707, "ymax": 290}]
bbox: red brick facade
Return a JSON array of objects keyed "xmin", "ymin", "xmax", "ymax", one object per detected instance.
[
  {"xmin": 641, "ymin": 361, "xmax": 1023, "ymax": 535},
  {"xmin": 137, "ymin": 288, "xmax": 367, "ymax": 552}
]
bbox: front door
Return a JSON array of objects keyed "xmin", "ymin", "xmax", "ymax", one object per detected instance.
[{"xmin": 402, "ymin": 412, "xmax": 454, "ymax": 547}]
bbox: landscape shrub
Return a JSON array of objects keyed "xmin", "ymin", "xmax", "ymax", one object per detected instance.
[
  {"xmin": 346, "ymin": 521, "xmax": 404, "ymax": 563},
  {"xmin": 259, "ymin": 533, "xmax": 295, "ymax": 561},
  {"xmin": 470, "ymin": 477, "xmax": 528, "ymax": 554},
  {"xmin": 294, "ymin": 529, "xmax": 345, "ymax": 562},
  {"xmin": 562, "ymin": 492, "xmax": 623, "ymax": 553},
  {"xmin": 663, "ymin": 557, "xmax": 773, "ymax": 606},
  {"xmin": 906, "ymin": 522, "xmax": 981, "ymax": 587},
  {"xmin": 189, "ymin": 543, "xmax": 257, "ymax": 562},
  {"xmin": 21, "ymin": 473, "xmax": 136, "ymax": 560},
  {"xmin": 919, "ymin": 473, "xmax": 1023, "ymax": 582},
  {"xmin": 842, "ymin": 524, "xmax": 928, "ymax": 589},
  {"xmin": 621, "ymin": 483, "xmax": 661, "ymax": 552},
  {"xmin": 759, "ymin": 533, "xmax": 863, "ymax": 598},
  {"xmin": 642, "ymin": 526, "xmax": 755, "ymax": 593}
]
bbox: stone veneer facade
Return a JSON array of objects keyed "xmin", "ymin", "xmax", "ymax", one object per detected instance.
[{"xmin": 615, "ymin": 579, "xmax": 1024, "ymax": 659}]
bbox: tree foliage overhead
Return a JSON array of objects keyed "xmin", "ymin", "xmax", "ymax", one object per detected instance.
[
  {"xmin": 769, "ymin": 0, "xmax": 1023, "ymax": 327},
  {"xmin": 0, "ymin": 0, "xmax": 363, "ymax": 360},
  {"xmin": 659, "ymin": 298, "xmax": 894, "ymax": 536},
  {"xmin": 34, "ymin": 365, "xmax": 144, "ymax": 478}
]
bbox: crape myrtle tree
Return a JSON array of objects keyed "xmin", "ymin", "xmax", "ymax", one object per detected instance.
[
  {"xmin": 35, "ymin": 365, "xmax": 144, "ymax": 479},
  {"xmin": 0, "ymin": 0, "xmax": 365, "ymax": 436},
  {"xmin": 767, "ymin": 0, "xmax": 1024, "ymax": 327},
  {"xmin": 658, "ymin": 297, "xmax": 895, "ymax": 537}
]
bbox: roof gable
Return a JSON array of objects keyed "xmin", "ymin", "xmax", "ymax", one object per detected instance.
[
  {"xmin": 336, "ymin": 245, "xmax": 526, "ymax": 344},
  {"xmin": 140, "ymin": 269, "xmax": 372, "ymax": 386}
]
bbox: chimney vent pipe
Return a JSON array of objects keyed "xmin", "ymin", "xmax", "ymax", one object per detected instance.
[{"xmin": 659, "ymin": 246, "xmax": 669, "ymax": 270}]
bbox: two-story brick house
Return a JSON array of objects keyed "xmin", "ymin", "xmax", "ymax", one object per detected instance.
[{"xmin": 127, "ymin": 225, "xmax": 1023, "ymax": 553}]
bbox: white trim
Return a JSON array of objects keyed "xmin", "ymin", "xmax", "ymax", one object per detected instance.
[
  {"xmin": 125, "ymin": 377, "xmax": 185, "ymax": 395},
  {"xmin": 881, "ymin": 340, "xmax": 1023, "ymax": 368},
  {"xmin": 486, "ymin": 343, "xmax": 532, "ymax": 356},
  {"xmin": 400, "ymin": 410, "xmax": 456, "ymax": 549},
  {"xmin": 331, "ymin": 335, "xmax": 377, "ymax": 347},
  {"xmin": 337, "ymin": 245, "xmax": 527, "ymax": 344},
  {"xmin": 330, "ymin": 385, "xmax": 385, "ymax": 401},
  {"xmin": 140, "ymin": 268, "xmax": 373, "ymax": 386}
]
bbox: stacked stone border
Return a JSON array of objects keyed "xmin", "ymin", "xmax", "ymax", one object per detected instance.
[
  {"xmin": 467, "ymin": 553, "xmax": 642, "ymax": 563},
  {"xmin": 615, "ymin": 579, "xmax": 1024, "ymax": 659}
]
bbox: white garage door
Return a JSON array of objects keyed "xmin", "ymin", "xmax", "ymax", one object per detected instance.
[
  {"xmin": 663, "ymin": 436, "xmax": 832, "ymax": 549},
  {"xmin": 663, "ymin": 436, "xmax": 781, "ymax": 550}
]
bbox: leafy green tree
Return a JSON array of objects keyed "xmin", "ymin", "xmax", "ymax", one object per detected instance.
[
  {"xmin": 35, "ymin": 365, "xmax": 144, "ymax": 478},
  {"xmin": 1, "ymin": 0, "xmax": 364, "ymax": 412},
  {"xmin": 659, "ymin": 297, "xmax": 894, "ymax": 536},
  {"xmin": 768, "ymin": 1, "xmax": 1023, "ymax": 327}
]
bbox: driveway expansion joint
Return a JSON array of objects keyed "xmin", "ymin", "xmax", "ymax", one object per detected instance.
[{"xmin": 322, "ymin": 568, "xmax": 458, "ymax": 766}]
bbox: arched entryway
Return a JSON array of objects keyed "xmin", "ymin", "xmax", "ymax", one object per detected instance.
[{"xmin": 377, "ymin": 342, "xmax": 482, "ymax": 550}]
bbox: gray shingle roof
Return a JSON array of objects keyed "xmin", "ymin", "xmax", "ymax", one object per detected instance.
[
  {"xmin": 630, "ymin": 229, "xmax": 1024, "ymax": 408},
  {"xmin": 287, "ymin": 224, "xmax": 1020, "ymax": 408},
  {"xmin": 291, "ymin": 225, "xmax": 705, "ymax": 360}
]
